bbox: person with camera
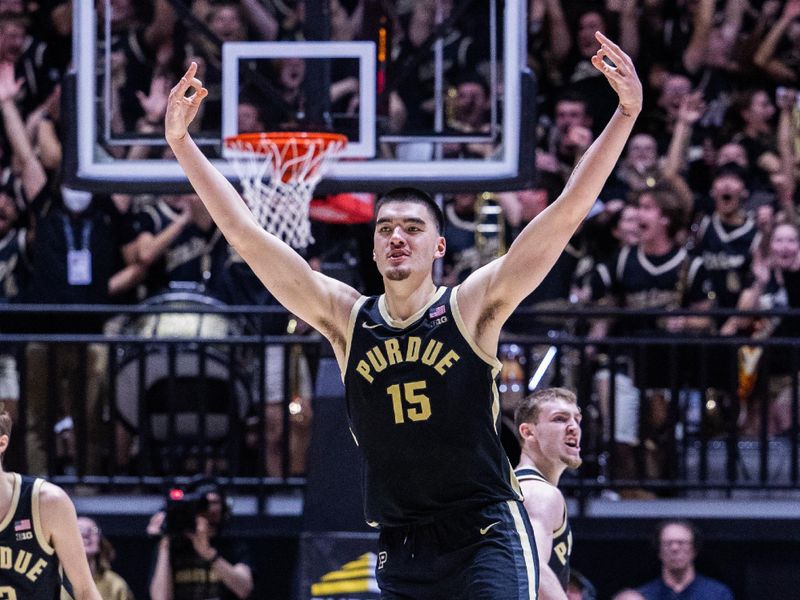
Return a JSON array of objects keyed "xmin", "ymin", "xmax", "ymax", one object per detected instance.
[{"xmin": 147, "ymin": 481, "xmax": 253, "ymax": 600}]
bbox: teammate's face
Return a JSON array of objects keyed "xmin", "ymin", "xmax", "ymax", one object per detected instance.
[
  {"xmin": 373, "ymin": 201, "xmax": 445, "ymax": 282},
  {"xmin": 531, "ymin": 398, "xmax": 582, "ymax": 469},
  {"xmin": 658, "ymin": 524, "xmax": 696, "ymax": 571}
]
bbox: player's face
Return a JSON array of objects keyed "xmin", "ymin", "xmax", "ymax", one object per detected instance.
[
  {"xmin": 373, "ymin": 201, "xmax": 444, "ymax": 282},
  {"xmin": 533, "ymin": 399, "xmax": 582, "ymax": 469},
  {"xmin": 658, "ymin": 524, "xmax": 696, "ymax": 571}
]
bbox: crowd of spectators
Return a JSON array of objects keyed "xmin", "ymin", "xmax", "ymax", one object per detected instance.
[{"xmin": 0, "ymin": 0, "xmax": 799, "ymax": 482}]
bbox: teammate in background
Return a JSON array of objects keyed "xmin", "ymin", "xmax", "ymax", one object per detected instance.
[
  {"xmin": 515, "ymin": 388, "xmax": 582, "ymax": 600},
  {"xmin": 0, "ymin": 411, "xmax": 102, "ymax": 599},
  {"xmin": 165, "ymin": 31, "xmax": 642, "ymax": 599}
]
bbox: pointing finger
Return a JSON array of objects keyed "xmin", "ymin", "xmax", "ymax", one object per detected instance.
[
  {"xmin": 595, "ymin": 32, "xmax": 631, "ymax": 68},
  {"xmin": 171, "ymin": 62, "xmax": 199, "ymax": 98}
]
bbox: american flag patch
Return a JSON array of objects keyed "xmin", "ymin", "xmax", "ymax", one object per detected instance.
[
  {"xmin": 14, "ymin": 519, "xmax": 31, "ymax": 531},
  {"xmin": 428, "ymin": 305, "xmax": 446, "ymax": 319}
]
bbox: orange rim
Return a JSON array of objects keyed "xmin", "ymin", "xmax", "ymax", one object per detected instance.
[{"xmin": 224, "ymin": 131, "xmax": 348, "ymax": 154}]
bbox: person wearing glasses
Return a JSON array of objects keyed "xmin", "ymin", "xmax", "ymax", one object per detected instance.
[
  {"xmin": 638, "ymin": 520, "xmax": 733, "ymax": 600},
  {"xmin": 77, "ymin": 516, "xmax": 135, "ymax": 600}
]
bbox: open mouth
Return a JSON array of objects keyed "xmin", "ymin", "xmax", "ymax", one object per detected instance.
[{"xmin": 565, "ymin": 439, "xmax": 580, "ymax": 449}]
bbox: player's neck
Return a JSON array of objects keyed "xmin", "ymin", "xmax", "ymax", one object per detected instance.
[
  {"xmin": 383, "ymin": 279, "xmax": 438, "ymax": 321},
  {"xmin": 518, "ymin": 450, "xmax": 563, "ymax": 486}
]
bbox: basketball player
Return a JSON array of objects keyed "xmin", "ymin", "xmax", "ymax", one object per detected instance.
[
  {"xmin": 0, "ymin": 411, "xmax": 102, "ymax": 599},
  {"xmin": 165, "ymin": 31, "xmax": 642, "ymax": 599},
  {"xmin": 515, "ymin": 388, "xmax": 582, "ymax": 600}
]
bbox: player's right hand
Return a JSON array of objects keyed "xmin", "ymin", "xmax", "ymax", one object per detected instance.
[{"xmin": 165, "ymin": 62, "xmax": 208, "ymax": 145}]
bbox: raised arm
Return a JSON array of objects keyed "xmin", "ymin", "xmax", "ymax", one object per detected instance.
[
  {"xmin": 753, "ymin": 0, "xmax": 800, "ymax": 82},
  {"xmin": 0, "ymin": 62, "xmax": 46, "ymax": 200},
  {"xmin": 165, "ymin": 63, "xmax": 360, "ymax": 358},
  {"xmin": 458, "ymin": 32, "xmax": 642, "ymax": 354}
]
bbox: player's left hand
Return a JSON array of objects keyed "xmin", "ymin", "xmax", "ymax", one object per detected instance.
[{"xmin": 590, "ymin": 31, "xmax": 642, "ymax": 116}]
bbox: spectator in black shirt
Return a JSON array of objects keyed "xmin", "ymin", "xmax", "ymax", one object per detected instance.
[{"xmin": 148, "ymin": 479, "xmax": 253, "ymax": 600}]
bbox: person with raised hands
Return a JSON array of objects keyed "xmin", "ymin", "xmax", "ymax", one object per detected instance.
[{"xmin": 165, "ymin": 31, "xmax": 641, "ymax": 599}]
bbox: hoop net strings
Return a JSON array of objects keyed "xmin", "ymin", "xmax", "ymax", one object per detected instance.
[{"xmin": 226, "ymin": 136, "xmax": 346, "ymax": 249}]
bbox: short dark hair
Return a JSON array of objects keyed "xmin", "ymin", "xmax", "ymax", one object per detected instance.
[
  {"xmin": 713, "ymin": 162, "xmax": 747, "ymax": 184},
  {"xmin": 554, "ymin": 89, "xmax": 590, "ymax": 111},
  {"xmin": 514, "ymin": 387, "xmax": 578, "ymax": 430},
  {"xmin": 653, "ymin": 519, "xmax": 702, "ymax": 554},
  {"xmin": 375, "ymin": 187, "xmax": 445, "ymax": 234},
  {"xmin": 637, "ymin": 183, "xmax": 687, "ymax": 239}
]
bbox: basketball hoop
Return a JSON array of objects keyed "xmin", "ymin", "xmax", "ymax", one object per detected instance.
[{"xmin": 224, "ymin": 132, "xmax": 347, "ymax": 249}]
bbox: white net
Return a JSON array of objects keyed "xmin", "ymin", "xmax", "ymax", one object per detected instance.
[{"xmin": 225, "ymin": 133, "xmax": 347, "ymax": 249}]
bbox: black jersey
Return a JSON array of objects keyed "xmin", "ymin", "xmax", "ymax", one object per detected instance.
[
  {"xmin": 344, "ymin": 286, "xmax": 522, "ymax": 526},
  {"xmin": 135, "ymin": 200, "xmax": 223, "ymax": 295},
  {"xmin": 0, "ymin": 474, "xmax": 70, "ymax": 599},
  {"xmin": 592, "ymin": 245, "xmax": 711, "ymax": 334},
  {"xmin": 515, "ymin": 467, "xmax": 572, "ymax": 590},
  {"xmin": 695, "ymin": 213, "xmax": 760, "ymax": 308}
]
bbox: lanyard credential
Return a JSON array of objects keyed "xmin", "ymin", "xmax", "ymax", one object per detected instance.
[{"xmin": 63, "ymin": 214, "xmax": 93, "ymax": 286}]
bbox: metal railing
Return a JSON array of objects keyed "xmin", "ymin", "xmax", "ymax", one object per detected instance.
[{"xmin": 1, "ymin": 304, "xmax": 798, "ymax": 508}]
